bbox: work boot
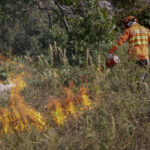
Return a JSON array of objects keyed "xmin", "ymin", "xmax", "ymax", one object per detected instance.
[{"xmin": 137, "ymin": 82, "xmax": 148, "ymax": 91}]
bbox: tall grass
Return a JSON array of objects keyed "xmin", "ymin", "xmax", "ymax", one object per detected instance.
[{"xmin": 0, "ymin": 45, "xmax": 150, "ymax": 150}]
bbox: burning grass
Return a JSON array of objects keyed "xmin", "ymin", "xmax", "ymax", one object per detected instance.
[
  {"xmin": 46, "ymin": 86, "xmax": 93, "ymax": 125},
  {"xmin": 0, "ymin": 72, "xmax": 46, "ymax": 134},
  {"xmin": 1, "ymin": 54, "xmax": 150, "ymax": 150},
  {"xmin": 0, "ymin": 57, "xmax": 94, "ymax": 133}
]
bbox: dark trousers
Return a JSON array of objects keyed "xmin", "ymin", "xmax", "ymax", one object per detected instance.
[
  {"xmin": 136, "ymin": 59, "xmax": 148, "ymax": 82},
  {"xmin": 136, "ymin": 59, "xmax": 148, "ymax": 68}
]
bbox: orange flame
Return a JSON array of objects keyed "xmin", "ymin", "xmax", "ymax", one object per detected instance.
[
  {"xmin": 47, "ymin": 100, "xmax": 66, "ymax": 125},
  {"xmin": 80, "ymin": 87, "xmax": 92, "ymax": 109},
  {"xmin": 0, "ymin": 60, "xmax": 46, "ymax": 133},
  {"xmin": 0, "ymin": 107, "xmax": 12, "ymax": 134},
  {"xmin": 64, "ymin": 88, "xmax": 76, "ymax": 116},
  {"xmin": 65, "ymin": 100, "xmax": 76, "ymax": 116},
  {"xmin": 0, "ymin": 55, "xmax": 94, "ymax": 133},
  {"xmin": 46, "ymin": 85, "xmax": 92, "ymax": 125},
  {"xmin": 8, "ymin": 72, "xmax": 46, "ymax": 132}
]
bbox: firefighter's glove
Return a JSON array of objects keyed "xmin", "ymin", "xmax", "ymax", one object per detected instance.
[{"xmin": 108, "ymin": 54, "xmax": 113, "ymax": 59}]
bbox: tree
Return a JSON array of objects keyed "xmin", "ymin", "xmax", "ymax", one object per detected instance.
[{"xmin": 0, "ymin": 0, "xmax": 115, "ymax": 66}]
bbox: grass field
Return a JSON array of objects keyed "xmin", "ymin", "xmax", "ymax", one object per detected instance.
[{"xmin": 0, "ymin": 45, "xmax": 150, "ymax": 150}]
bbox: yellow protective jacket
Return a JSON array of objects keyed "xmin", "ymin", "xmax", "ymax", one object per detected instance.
[{"xmin": 109, "ymin": 23, "xmax": 150, "ymax": 60}]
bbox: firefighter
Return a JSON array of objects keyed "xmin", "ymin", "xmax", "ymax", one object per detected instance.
[
  {"xmin": 108, "ymin": 16, "xmax": 150, "ymax": 89},
  {"xmin": 108, "ymin": 16, "xmax": 150, "ymax": 66}
]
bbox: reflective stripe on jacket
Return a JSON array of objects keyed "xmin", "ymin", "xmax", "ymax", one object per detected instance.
[{"xmin": 109, "ymin": 24, "xmax": 150, "ymax": 60}]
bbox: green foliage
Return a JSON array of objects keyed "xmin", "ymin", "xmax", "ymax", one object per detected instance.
[
  {"xmin": 111, "ymin": 0, "xmax": 150, "ymax": 29},
  {"xmin": 0, "ymin": 0, "xmax": 115, "ymax": 66},
  {"xmin": 58, "ymin": 0, "xmax": 79, "ymax": 5},
  {"xmin": 136, "ymin": 7, "xmax": 150, "ymax": 28},
  {"xmin": 0, "ymin": 65, "xmax": 7, "ymax": 81},
  {"xmin": 110, "ymin": 0, "xmax": 145, "ymax": 9},
  {"xmin": 65, "ymin": 1, "xmax": 115, "ymax": 65},
  {"xmin": 0, "ymin": 0, "xmax": 149, "ymax": 66}
]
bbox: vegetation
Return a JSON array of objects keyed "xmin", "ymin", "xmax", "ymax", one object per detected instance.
[
  {"xmin": 1, "ymin": 48, "xmax": 150, "ymax": 150},
  {"xmin": 0, "ymin": 0, "xmax": 115, "ymax": 65},
  {"xmin": 0, "ymin": 0, "xmax": 150, "ymax": 150}
]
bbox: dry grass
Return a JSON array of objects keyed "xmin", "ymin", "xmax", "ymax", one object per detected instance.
[{"xmin": 0, "ymin": 45, "xmax": 150, "ymax": 150}]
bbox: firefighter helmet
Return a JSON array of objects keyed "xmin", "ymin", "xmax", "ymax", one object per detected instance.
[{"xmin": 124, "ymin": 16, "xmax": 138, "ymax": 28}]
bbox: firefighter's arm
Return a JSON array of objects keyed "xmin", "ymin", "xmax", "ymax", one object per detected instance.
[{"xmin": 108, "ymin": 29, "xmax": 130, "ymax": 54}]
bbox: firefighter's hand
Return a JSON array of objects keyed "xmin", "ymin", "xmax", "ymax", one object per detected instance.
[{"xmin": 108, "ymin": 54, "xmax": 113, "ymax": 59}]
